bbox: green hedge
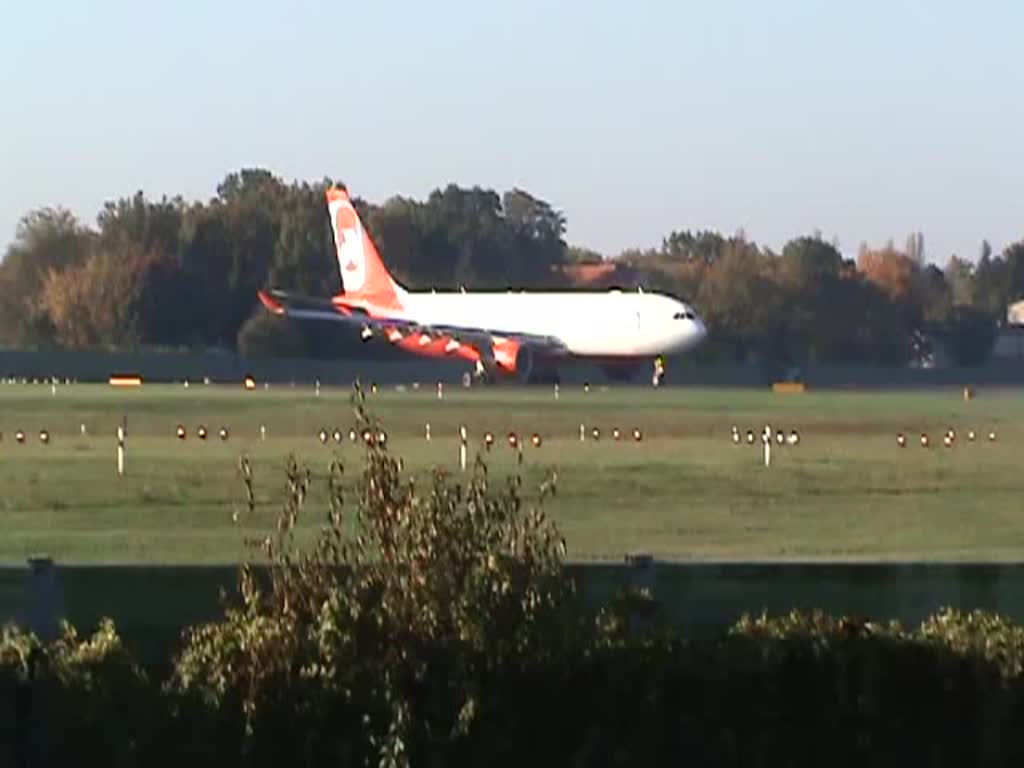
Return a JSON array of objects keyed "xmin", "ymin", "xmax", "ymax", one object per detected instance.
[{"xmin": 4, "ymin": 608, "xmax": 1024, "ymax": 766}]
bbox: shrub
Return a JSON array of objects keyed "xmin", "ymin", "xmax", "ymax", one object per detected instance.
[
  {"xmin": 236, "ymin": 311, "xmax": 307, "ymax": 358},
  {"xmin": 0, "ymin": 618, "xmax": 157, "ymax": 767},
  {"xmin": 170, "ymin": 386, "xmax": 582, "ymax": 766}
]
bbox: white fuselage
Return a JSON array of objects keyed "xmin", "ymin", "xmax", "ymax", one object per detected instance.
[{"xmin": 398, "ymin": 289, "xmax": 706, "ymax": 358}]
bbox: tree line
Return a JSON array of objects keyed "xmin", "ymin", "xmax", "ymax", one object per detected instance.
[{"xmin": 1, "ymin": 167, "xmax": 1021, "ymax": 366}]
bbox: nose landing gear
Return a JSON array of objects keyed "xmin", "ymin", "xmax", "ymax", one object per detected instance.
[{"xmin": 652, "ymin": 356, "xmax": 666, "ymax": 387}]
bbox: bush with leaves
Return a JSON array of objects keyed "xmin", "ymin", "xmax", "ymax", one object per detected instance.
[
  {"xmin": 170, "ymin": 387, "xmax": 584, "ymax": 766},
  {"xmin": 919, "ymin": 607, "xmax": 1024, "ymax": 682},
  {"xmin": 0, "ymin": 618, "xmax": 156, "ymax": 767}
]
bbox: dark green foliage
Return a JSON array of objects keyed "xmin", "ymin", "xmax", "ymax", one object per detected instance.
[
  {"xmin": 2, "ymin": 169, "xmax": 1019, "ymax": 364},
  {"xmin": 11, "ymin": 607, "xmax": 1024, "ymax": 765},
  {"xmin": 4, "ymin": 173, "xmax": 1019, "ymax": 364},
  {"xmin": 942, "ymin": 305, "xmax": 999, "ymax": 365},
  {"xmin": 236, "ymin": 311, "xmax": 308, "ymax": 358},
  {"xmin": 0, "ymin": 171, "xmax": 572, "ymax": 355}
]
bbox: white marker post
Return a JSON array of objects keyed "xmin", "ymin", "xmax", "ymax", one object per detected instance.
[
  {"xmin": 315, "ymin": 379, "xmax": 321, "ymax": 397},
  {"xmin": 554, "ymin": 383, "xmax": 559, "ymax": 400},
  {"xmin": 580, "ymin": 424, "xmax": 585, "ymax": 442},
  {"xmin": 437, "ymin": 382, "xmax": 444, "ymax": 400},
  {"xmin": 260, "ymin": 425, "xmax": 266, "ymax": 441},
  {"xmin": 762, "ymin": 424, "xmax": 772, "ymax": 468},
  {"xmin": 116, "ymin": 421, "xmax": 126, "ymax": 477},
  {"xmin": 425, "ymin": 422, "xmax": 431, "ymax": 442},
  {"xmin": 50, "ymin": 381, "xmax": 56, "ymax": 396},
  {"xmin": 459, "ymin": 425, "xmax": 467, "ymax": 471}
]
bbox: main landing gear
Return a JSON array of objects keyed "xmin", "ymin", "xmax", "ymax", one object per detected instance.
[{"xmin": 472, "ymin": 358, "xmax": 561, "ymax": 385}]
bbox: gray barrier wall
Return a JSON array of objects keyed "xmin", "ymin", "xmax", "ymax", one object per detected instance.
[
  {"xmin": 3, "ymin": 561, "xmax": 1024, "ymax": 664},
  {"xmin": 0, "ymin": 348, "xmax": 473, "ymax": 385},
  {"xmin": 2, "ymin": 348, "xmax": 1023, "ymax": 388}
]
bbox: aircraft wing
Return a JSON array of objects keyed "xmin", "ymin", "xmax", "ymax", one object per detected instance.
[{"xmin": 257, "ymin": 289, "xmax": 569, "ymax": 356}]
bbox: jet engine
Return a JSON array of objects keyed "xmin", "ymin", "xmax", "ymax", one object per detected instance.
[{"xmin": 492, "ymin": 339, "xmax": 534, "ymax": 383}]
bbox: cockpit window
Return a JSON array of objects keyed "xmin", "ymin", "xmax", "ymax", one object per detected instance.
[{"xmin": 673, "ymin": 311, "xmax": 696, "ymax": 320}]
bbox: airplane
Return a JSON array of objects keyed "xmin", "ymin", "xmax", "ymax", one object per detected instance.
[{"xmin": 257, "ymin": 186, "xmax": 707, "ymax": 384}]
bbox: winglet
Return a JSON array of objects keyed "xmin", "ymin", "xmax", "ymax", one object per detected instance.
[{"xmin": 325, "ymin": 186, "xmax": 350, "ymax": 203}]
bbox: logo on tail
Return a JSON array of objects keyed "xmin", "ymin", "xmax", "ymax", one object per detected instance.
[
  {"xmin": 326, "ymin": 187, "xmax": 404, "ymax": 311},
  {"xmin": 330, "ymin": 194, "xmax": 367, "ymax": 292}
]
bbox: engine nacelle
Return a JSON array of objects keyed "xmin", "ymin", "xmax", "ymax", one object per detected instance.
[{"xmin": 493, "ymin": 339, "xmax": 534, "ymax": 382}]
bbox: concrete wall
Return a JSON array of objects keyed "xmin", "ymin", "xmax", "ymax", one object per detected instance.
[
  {"xmin": 0, "ymin": 348, "xmax": 472, "ymax": 386},
  {"xmin": 2, "ymin": 348, "xmax": 1023, "ymax": 388},
  {"xmin": 4, "ymin": 562, "xmax": 1024, "ymax": 664}
]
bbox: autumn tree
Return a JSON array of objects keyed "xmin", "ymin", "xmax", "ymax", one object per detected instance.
[
  {"xmin": 38, "ymin": 245, "xmax": 148, "ymax": 349},
  {"xmin": 0, "ymin": 208, "xmax": 93, "ymax": 347},
  {"xmin": 857, "ymin": 243, "xmax": 919, "ymax": 304}
]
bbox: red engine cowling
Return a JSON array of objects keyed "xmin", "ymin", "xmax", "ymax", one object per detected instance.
[
  {"xmin": 393, "ymin": 333, "xmax": 480, "ymax": 363},
  {"xmin": 493, "ymin": 339, "xmax": 533, "ymax": 381}
]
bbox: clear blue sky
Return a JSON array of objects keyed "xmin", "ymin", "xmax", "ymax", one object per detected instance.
[{"xmin": 2, "ymin": 0, "xmax": 1021, "ymax": 262}]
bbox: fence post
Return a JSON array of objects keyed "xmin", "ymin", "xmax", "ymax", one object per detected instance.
[
  {"xmin": 24, "ymin": 556, "xmax": 62, "ymax": 643},
  {"xmin": 459, "ymin": 425, "xmax": 467, "ymax": 471},
  {"xmin": 625, "ymin": 552, "xmax": 657, "ymax": 636},
  {"xmin": 19, "ymin": 555, "xmax": 64, "ymax": 768}
]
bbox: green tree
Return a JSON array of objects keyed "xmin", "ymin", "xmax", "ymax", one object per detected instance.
[
  {"xmin": 501, "ymin": 188, "xmax": 569, "ymax": 287},
  {"xmin": 661, "ymin": 230, "xmax": 726, "ymax": 265},
  {"xmin": 178, "ymin": 171, "xmax": 282, "ymax": 347},
  {"xmin": 779, "ymin": 236, "xmax": 843, "ymax": 287},
  {"xmin": 777, "ymin": 237, "xmax": 857, "ymax": 363},
  {"xmin": 96, "ymin": 191, "xmax": 184, "ymax": 256},
  {"xmin": 269, "ymin": 181, "xmax": 339, "ymax": 296},
  {"xmin": 973, "ymin": 247, "xmax": 1011, "ymax": 318},
  {"xmin": 944, "ymin": 255, "xmax": 975, "ymax": 307},
  {"xmin": 1004, "ymin": 240, "xmax": 1024, "ymax": 303},
  {"xmin": 364, "ymin": 196, "xmax": 429, "ymax": 287},
  {"xmin": 942, "ymin": 305, "xmax": 998, "ymax": 365},
  {"xmin": 918, "ymin": 264, "xmax": 952, "ymax": 327},
  {"xmin": 696, "ymin": 238, "xmax": 781, "ymax": 363}
]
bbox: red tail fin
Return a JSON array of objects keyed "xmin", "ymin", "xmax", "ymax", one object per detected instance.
[{"xmin": 327, "ymin": 188, "xmax": 404, "ymax": 311}]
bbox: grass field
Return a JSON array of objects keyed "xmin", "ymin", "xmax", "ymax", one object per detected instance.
[{"xmin": 0, "ymin": 381, "xmax": 1022, "ymax": 564}]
